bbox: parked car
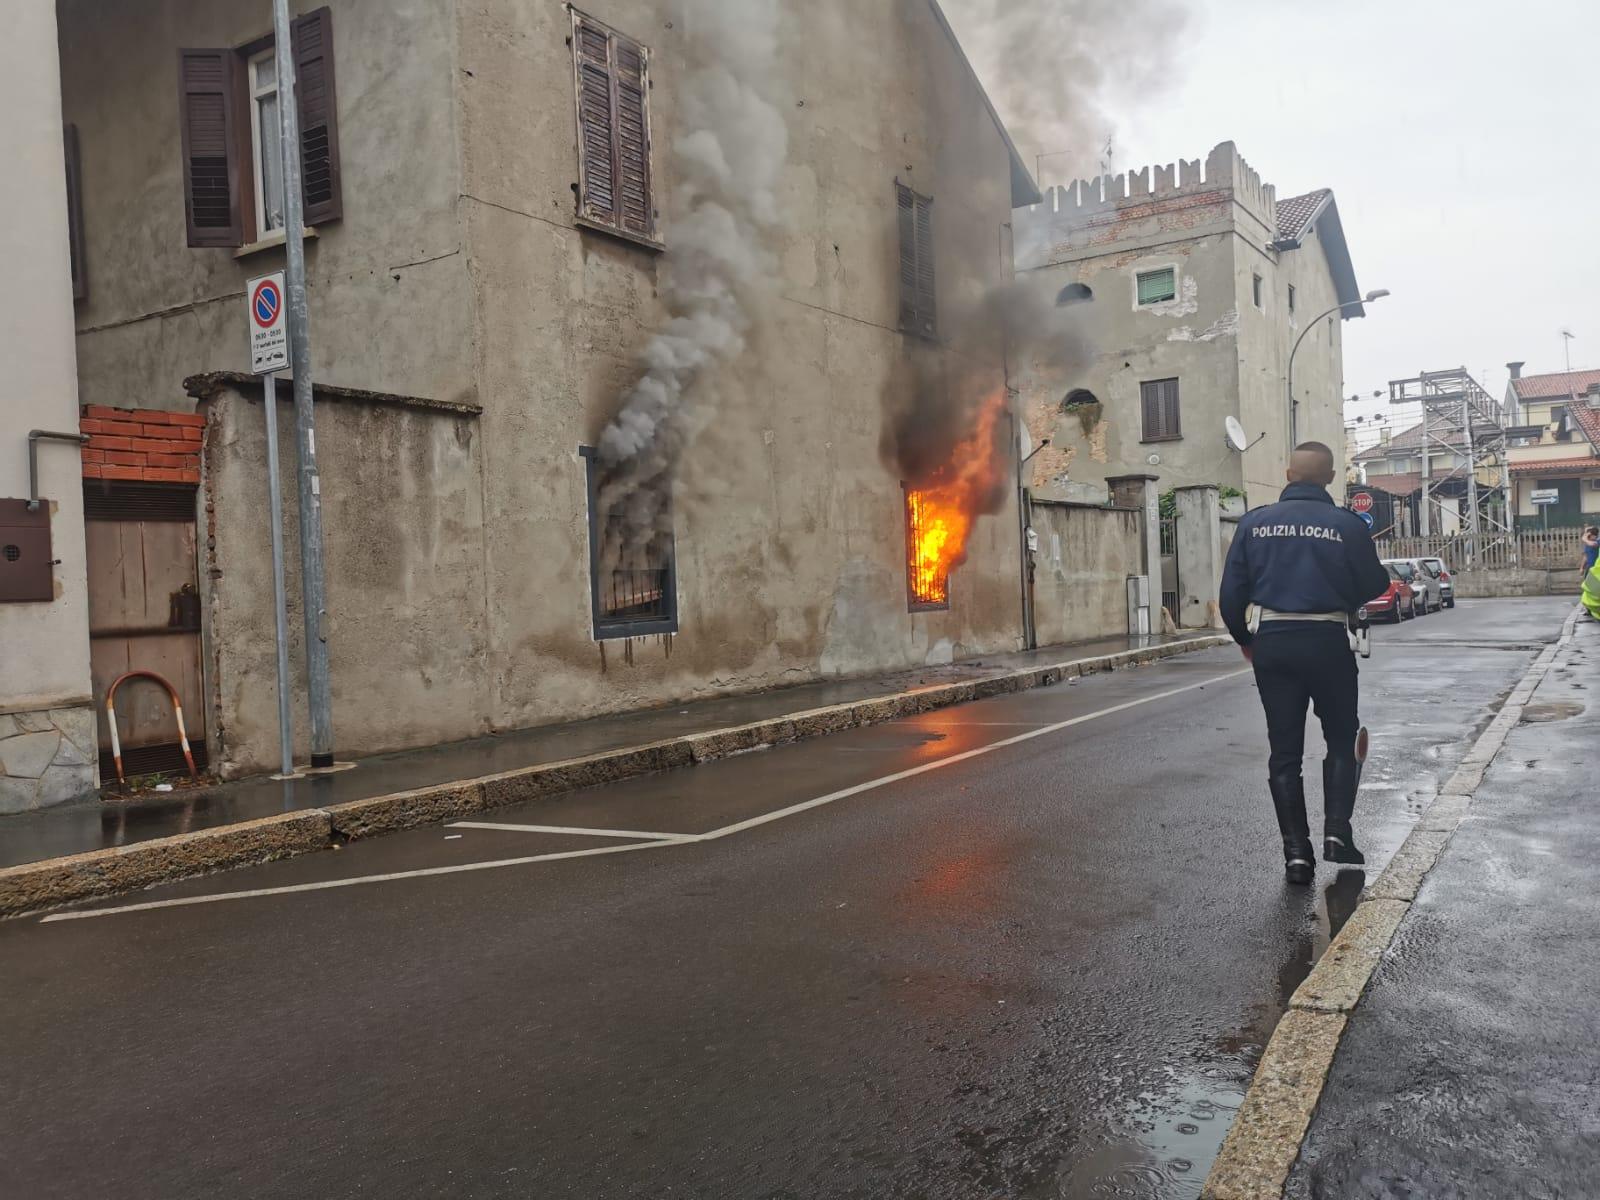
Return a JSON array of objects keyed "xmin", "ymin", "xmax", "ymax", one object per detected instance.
[
  {"xmin": 1418, "ymin": 556, "xmax": 1455, "ymax": 608},
  {"xmin": 1366, "ymin": 565, "xmax": 1417, "ymax": 622},
  {"xmin": 1383, "ymin": 558, "xmax": 1441, "ymax": 614}
]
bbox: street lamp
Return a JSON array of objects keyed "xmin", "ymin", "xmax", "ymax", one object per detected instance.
[{"xmin": 1289, "ymin": 288, "xmax": 1391, "ymax": 447}]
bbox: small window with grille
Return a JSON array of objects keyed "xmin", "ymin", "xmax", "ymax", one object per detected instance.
[{"xmin": 582, "ymin": 448, "xmax": 678, "ymax": 639}]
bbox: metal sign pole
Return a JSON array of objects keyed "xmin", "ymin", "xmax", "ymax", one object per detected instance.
[
  {"xmin": 263, "ymin": 373, "xmax": 296, "ymax": 778},
  {"xmin": 273, "ymin": 0, "xmax": 335, "ymax": 769}
]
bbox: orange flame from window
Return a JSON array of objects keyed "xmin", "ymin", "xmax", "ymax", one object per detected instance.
[{"xmin": 906, "ymin": 390, "xmax": 1010, "ymax": 607}]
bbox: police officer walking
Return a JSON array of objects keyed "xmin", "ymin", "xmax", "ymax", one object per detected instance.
[{"xmin": 1220, "ymin": 442, "xmax": 1391, "ymax": 885}]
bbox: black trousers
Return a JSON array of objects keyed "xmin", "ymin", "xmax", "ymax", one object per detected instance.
[{"xmin": 1251, "ymin": 625, "xmax": 1360, "ymax": 779}]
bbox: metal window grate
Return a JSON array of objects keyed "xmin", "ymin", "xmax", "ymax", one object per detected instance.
[
  {"xmin": 905, "ymin": 488, "xmax": 949, "ymax": 611},
  {"xmin": 84, "ymin": 482, "xmax": 198, "ymax": 522},
  {"xmin": 582, "ymin": 448, "xmax": 677, "ymax": 639}
]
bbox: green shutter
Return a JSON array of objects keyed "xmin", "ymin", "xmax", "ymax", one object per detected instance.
[{"xmin": 1137, "ymin": 268, "xmax": 1175, "ymax": 305}]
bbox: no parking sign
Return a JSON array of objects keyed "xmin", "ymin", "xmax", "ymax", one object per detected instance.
[{"xmin": 248, "ymin": 272, "xmax": 289, "ymax": 374}]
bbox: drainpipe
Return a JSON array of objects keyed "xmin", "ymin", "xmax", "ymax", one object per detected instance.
[{"xmin": 26, "ymin": 430, "xmax": 91, "ymax": 510}]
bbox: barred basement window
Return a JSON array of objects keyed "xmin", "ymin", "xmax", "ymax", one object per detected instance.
[
  {"xmin": 582, "ymin": 448, "xmax": 678, "ymax": 639},
  {"xmin": 904, "ymin": 486, "xmax": 950, "ymax": 612}
]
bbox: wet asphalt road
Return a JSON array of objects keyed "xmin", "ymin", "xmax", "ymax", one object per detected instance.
[
  {"xmin": 1289, "ymin": 609, "xmax": 1598, "ymax": 1200},
  {"xmin": 0, "ymin": 597, "xmax": 1573, "ymax": 1200}
]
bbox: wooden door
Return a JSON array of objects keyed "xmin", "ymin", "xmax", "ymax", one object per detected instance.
[{"xmin": 84, "ymin": 483, "xmax": 207, "ymax": 778}]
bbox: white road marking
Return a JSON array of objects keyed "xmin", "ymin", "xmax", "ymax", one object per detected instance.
[
  {"xmin": 43, "ymin": 666, "xmax": 1252, "ymax": 922},
  {"xmin": 40, "ymin": 840, "xmax": 675, "ymax": 922},
  {"xmin": 700, "ymin": 670, "xmax": 1252, "ymax": 840},
  {"xmin": 447, "ymin": 821, "xmax": 696, "ymax": 841}
]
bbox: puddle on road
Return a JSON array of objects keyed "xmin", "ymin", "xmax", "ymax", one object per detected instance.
[
  {"xmin": 1034, "ymin": 870, "xmax": 1367, "ymax": 1199},
  {"xmin": 1048, "ymin": 1075, "xmax": 1242, "ymax": 1199},
  {"xmin": 1520, "ymin": 701, "xmax": 1585, "ymax": 724}
]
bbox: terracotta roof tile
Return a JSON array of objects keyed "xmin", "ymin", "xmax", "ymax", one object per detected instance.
[
  {"xmin": 1276, "ymin": 189, "xmax": 1330, "ymax": 240},
  {"xmin": 1511, "ymin": 368, "xmax": 1600, "ymax": 400},
  {"xmin": 1509, "ymin": 456, "xmax": 1600, "ymax": 475},
  {"xmin": 1352, "ymin": 419, "xmax": 1469, "ymax": 459}
]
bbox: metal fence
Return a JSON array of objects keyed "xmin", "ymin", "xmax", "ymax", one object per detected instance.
[
  {"xmin": 1374, "ymin": 529, "xmax": 1587, "ymax": 572},
  {"xmin": 1159, "ymin": 516, "xmax": 1177, "ymax": 558}
]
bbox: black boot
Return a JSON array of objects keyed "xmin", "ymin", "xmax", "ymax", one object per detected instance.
[
  {"xmin": 1322, "ymin": 753, "xmax": 1366, "ymax": 865},
  {"xmin": 1269, "ymin": 772, "xmax": 1316, "ymax": 885}
]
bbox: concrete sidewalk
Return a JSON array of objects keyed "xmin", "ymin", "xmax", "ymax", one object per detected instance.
[
  {"xmin": 1283, "ymin": 615, "xmax": 1600, "ymax": 1198},
  {"xmin": 0, "ymin": 630, "xmax": 1224, "ymax": 915}
]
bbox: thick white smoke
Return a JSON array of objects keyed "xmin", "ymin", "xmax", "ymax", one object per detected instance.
[
  {"xmin": 939, "ymin": 0, "xmax": 1190, "ymax": 183},
  {"xmin": 596, "ymin": 0, "xmax": 788, "ymax": 512}
]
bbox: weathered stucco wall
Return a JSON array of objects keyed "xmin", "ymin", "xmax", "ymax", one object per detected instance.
[
  {"xmin": 199, "ymin": 386, "xmax": 489, "ymax": 777},
  {"xmin": 455, "ymin": 0, "xmax": 1025, "ymax": 733},
  {"xmin": 58, "ymin": 0, "xmax": 473, "ymax": 413},
  {"xmin": 54, "ymin": 0, "xmax": 1029, "ymax": 774},
  {"xmin": 1029, "ymin": 502, "xmax": 1142, "ymax": 646},
  {"xmin": 1, "ymin": 0, "xmax": 97, "ymax": 812},
  {"xmin": 1014, "ymin": 143, "xmax": 1352, "ymax": 512}
]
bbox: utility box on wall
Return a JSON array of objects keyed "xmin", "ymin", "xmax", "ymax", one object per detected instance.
[{"xmin": 0, "ymin": 499, "xmax": 55, "ymax": 602}]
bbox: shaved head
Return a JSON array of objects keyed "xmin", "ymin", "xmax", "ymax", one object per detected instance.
[{"xmin": 1288, "ymin": 441, "xmax": 1336, "ymax": 486}]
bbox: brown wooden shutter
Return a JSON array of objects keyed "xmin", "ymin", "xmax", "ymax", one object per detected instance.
[
  {"xmin": 293, "ymin": 8, "xmax": 343, "ymax": 225},
  {"xmin": 897, "ymin": 184, "xmax": 917, "ymax": 331},
  {"xmin": 913, "ymin": 191, "xmax": 936, "ymax": 337},
  {"xmin": 1142, "ymin": 379, "xmax": 1180, "ymax": 440},
  {"xmin": 896, "ymin": 183, "xmax": 936, "ymax": 339},
  {"xmin": 571, "ymin": 12, "xmax": 654, "ymax": 240},
  {"xmin": 613, "ymin": 40, "xmax": 652, "ymax": 238},
  {"xmin": 63, "ymin": 123, "xmax": 87, "ymax": 300},
  {"xmin": 178, "ymin": 49, "xmax": 242, "ymax": 248}
]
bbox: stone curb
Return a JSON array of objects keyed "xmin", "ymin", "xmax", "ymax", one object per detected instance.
[
  {"xmin": 0, "ymin": 635, "xmax": 1230, "ymax": 919},
  {"xmin": 1201, "ymin": 605, "xmax": 1582, "ymax": 1200},
  {"xmin": 0, "ymin": 810, "xmax": 331, "ymax": 918}
]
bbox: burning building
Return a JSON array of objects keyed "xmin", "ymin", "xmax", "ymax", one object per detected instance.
[{"xmin": 22, "ymin": 0, "xmax": 1061, "ymax": 792}]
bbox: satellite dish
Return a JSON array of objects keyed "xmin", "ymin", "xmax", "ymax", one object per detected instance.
[{"xmin": 1224, "ymin": 415, "xmax": 1250, "ymax": 453}]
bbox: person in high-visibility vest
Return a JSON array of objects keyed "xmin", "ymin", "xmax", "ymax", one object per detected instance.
[{"xmin": 1582, "ymin": 559, "xmax": 1600, "ymax": 622}]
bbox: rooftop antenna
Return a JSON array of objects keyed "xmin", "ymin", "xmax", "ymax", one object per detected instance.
[{"xmin": 1562, "ymin": 328, "xmax": 1576, "ymax": 374}]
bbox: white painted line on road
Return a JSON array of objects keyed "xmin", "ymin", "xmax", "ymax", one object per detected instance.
[
  {"xmin": 447, "ymin": 821, "xmax": 697, "ymax": 841},
  {"xmin": 39, "ymin": 839, "xmax": 676, "ymax": 922},
  {"xmin": 42, "ymin": 665, "xmax": 1252, "ymax": 923},
  {"xmin": 700, "ymin": 669, "xmax": 1253, "ymax": 841}
]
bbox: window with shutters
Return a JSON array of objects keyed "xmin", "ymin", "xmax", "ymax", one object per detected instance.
[
  {"xmin": 1135, "ymin": 267, "xmax": 1176, "ymax": 306},
  {"xmin": 896, "ymin": 182, "xmax": 936, "ymax": 340},
  {"xmin": 1140, "ymin": 378, "xmax": 1182, "ymax": 442},
  {"xmin": 177, "ymin": 8, "xmax": 342, "ymax": 250},
  {"xmin": 571, "ymin": 11, "xmax": 657, "ymax": 246}
]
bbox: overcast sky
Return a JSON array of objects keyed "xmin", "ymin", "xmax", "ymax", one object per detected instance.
[{"xmin": 945, "ymin": 0, "xmax": 1599, "ymax": 439}]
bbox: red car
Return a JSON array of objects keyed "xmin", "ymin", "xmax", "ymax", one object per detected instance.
[{"xmin": 1363, "ymin": 564, "xmax": 1417, "ymax": 622}]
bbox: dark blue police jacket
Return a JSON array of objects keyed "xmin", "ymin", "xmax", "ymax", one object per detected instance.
[{"xmin": 1219, "ymin": 482, "xmax": 1390, "ymax": 646}]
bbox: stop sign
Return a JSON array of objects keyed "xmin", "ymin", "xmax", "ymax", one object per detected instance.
[{"xmin": 1349, "ymin": 492, "xmax": 1375, "ymax": 514}]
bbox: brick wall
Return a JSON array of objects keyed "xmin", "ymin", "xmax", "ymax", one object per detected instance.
[{"xmin": 80, "ymin": 406, "xmax": 202, "ymax": 484}]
